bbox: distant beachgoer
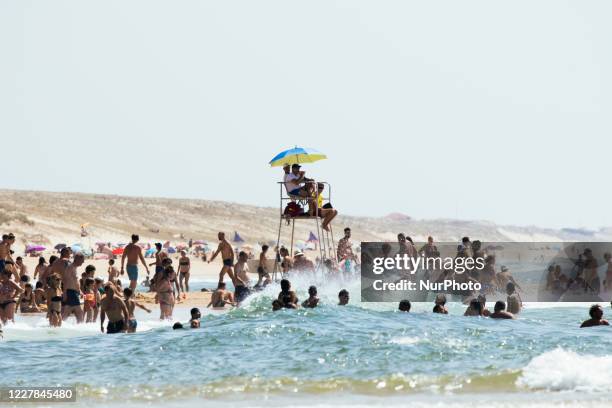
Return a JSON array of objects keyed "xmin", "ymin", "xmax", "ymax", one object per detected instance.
[
  {"xmin": 433, "ymin": 294, "xmax": 448, "ymax": 314},
  {"xmin": 255, "ymin": 245, "xmax": 271, "ymax": 288},
  {"xmin": 107, "ymin": 259, "xmax": 119, "ymax": 284},
  {"xmin": 82, "ymin": 278, "xmax": 98, "ymax": 323},
  {"xmin": 580, "ymin": 304, "xmax": 610, "ymax": 328},
  {"xmin": 279, "ymin": 247, "xmax": 293, "ymax": 274},
  {"xmin": 178, "ymin": 251, "xmax": 191, "ymax": 293},
  {"xmin": 39, "ymin": 255, "xmax": 57, "ymax": 289},
  {"xmin": 207, "ymin": 282, "xmax": 236, "ymax": 308},
  {"xmin": 208, "ymin": 232, "xmax": 236, "ymax": 285},
  {"xmin": 34, "ymin": 281, "xmax": 46, "ymax": 307},
  {"xmin": 190, "ymin": 308, "xmax": 201, "ymax": 328},
  {"xmin": 233, "ymin": 251, "xmax": 251, "ymax": 303},
  {"xmin": 583, "ymin": 249, "xmax": 600, "ymax": 293},
  {"xmin": 338, "ymin": 289, "xmax": 349, "ymax": 306},
  {"xmin": 157, "ymin": 265, "xmax": 176, "ymax": 319},
  {"xmin": 15, "ymin": 257, "xmax": 28, "ymax": 279},
  {"xmin": 464, "ymin": 298, "xmax": 484, "ymax": 317},
  {"xmin": 123, "ymin": 287, "xmax": 151, "ymax": 332},
  {"xmin": 121, "ymin": 234, "xmax": 150, "ymax": 292},
  {"xmin": 278, "ymin": 279, "xmax": 298, "ymax": 308},
  {"xmin": 149, "ymin": 243, "xmax": 168, "ymax": 283},
  {"xmin": 398, "ymin": 299, "xmax": 411, "ymax": 312},
  {"xmin": 506, "ymin": 283, "xmax": 522, "ymax": 315},
  {"xmin": 302, "ymin": 285, "xmax": 319, "ymax": 308},
  {"xmin": 46, "ymin": 274, "xmax": 63, "ymax": 327},
  {"xmin": 61, "ymin": 253, "xmax": 85, "ymax": 323},
  {"xmin": 100, "ymin": 284, "xmax": 130, "ymax": 334},
  {"xmin": 17, "ymin": 283, "xmax": 40, "ymax": 313},
  {"xmin": 337, "ymin": 228, "xmax": 357, "ymax": 263},
  {"xmin": 490, "ymin": 301, "xmax": 515, "ymax": 319},
  {"xmin": 33, "ymin": 256, "xmax": 47, "ymax": 282},
  {"xmin": 292, "ymin": 251, "xmax": 315, "ymax": 273}
]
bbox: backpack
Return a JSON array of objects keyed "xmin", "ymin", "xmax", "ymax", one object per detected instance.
[{"xmin": 284, "ymin": 202, "xmax": 302, "ymax": 217}]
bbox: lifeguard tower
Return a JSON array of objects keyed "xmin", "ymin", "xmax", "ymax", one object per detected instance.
[{"xmin": 272, "ymin": 181, "xmax": 337, "ymax": 280}]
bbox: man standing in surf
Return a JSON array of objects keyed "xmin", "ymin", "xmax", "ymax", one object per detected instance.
[
  {"xmin": 208, "ymin": 232, "xmax": 236, "ymax": 285},
  {"xmin": 121, "ymin": 234, "xmax": 150, "ymax": 292}
]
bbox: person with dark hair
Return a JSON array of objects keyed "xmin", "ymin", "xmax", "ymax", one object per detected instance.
[
  {"xmin": 172, "ymin": 322, "xmax": 184, "ymax": 330},
  {"xmin": 302, "ymin": 285, "xmax": 319, "ymax": 308},
  {"xmin": 398, "ymin": 299, "xmax": 411, "ymax": 312},
  {"xmin": 278, "ymin": 279, "xmax": 298, "ymax": 308},
  {"xmin": 17, "ymin": 283, "xmax": 40, "ymax": 313},
  {"xmin": 178, "ymin": 250, "xmax": 191, "ymax": 293},
  {"xmin": 34, "ymin": 281, "xmax": 46, "ymax": 307},
  {"xmin": 121, "ymin": 234, "xmax": 150, "ymax": 292},
  {"xmin": 190, "ymin": 307, "xmax": 201, "ymax": 328},
  {"xmin": 580, "ymin": 304, "xmax": 610, "ymax": 328},
  {"xmin": 506, "ymin": 282, "xmax": 522, "ymax": 314},
  {"xmin": 82, "ymin": 277, "xmax": 98, "ymax": 322},
  {"xmin": 272, "ymin": 299, "xmax": 282, "ymax": 311},
  {"xmin": 464, "ymin": 298, "xmax": 484, "ymax": 316},
  {"xmin": 39, "ymin": 255, "xmax": 58, "ymax": 289},
  {"xmin": 15, "ymin": 256, "xmax": 28, "ymax": 280},
  {"xmin": 123, "ymin": 287, "xmax": 151, "ymax": 332},
  {"xmin": 338, "ymin": 289, "xmax": 349, "ymax": 306},
  {"xmin": 490, "ymin": 301, "xmax": 515, "ymax": 319},
  {"xmin": 33, "ymin": 256, "xmax": 47, "ymax": 282},
  {"xmin": 433, "ymin": 294, "xmax": 448, "ymax": 314},
  {"xmin": 255, "ymin": 245, "xmax": 271, "ymax": 288}
]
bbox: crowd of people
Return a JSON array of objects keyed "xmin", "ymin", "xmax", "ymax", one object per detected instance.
[{"xmin": 1, "ymin": 229, "xmax": 610, "ymax": 337}]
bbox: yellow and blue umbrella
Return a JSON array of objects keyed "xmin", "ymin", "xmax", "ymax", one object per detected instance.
[{"xmin": 269, "ymin": 146, "xmax": 327, "ymax": 167}]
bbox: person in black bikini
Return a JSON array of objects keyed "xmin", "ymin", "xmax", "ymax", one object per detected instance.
[
  {"xmin": 208, "ymin": 232, "xmax": 236, "ymax": 285},
  {"xmin": 177, "ymin": 251, "xmax": 191, "ymax": 293},
  {"xmin": 46, "ymin": 274, "xmax": 63, "ymax": 327},
  {"xmin": 0, "ymin": 268, "xmax": 22, "ymax": 324}
]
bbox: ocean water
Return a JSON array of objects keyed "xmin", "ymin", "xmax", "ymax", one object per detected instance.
[{"xmin": 1, "ymin": 274, "xmax": 611, "ymax": 408}]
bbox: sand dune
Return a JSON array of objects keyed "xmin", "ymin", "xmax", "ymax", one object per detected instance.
[{"xmin": 0, "ymin": 189, "xmax": 608, "ymax": 247}]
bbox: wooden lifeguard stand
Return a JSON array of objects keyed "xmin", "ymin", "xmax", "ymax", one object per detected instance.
[{"xmin": 272, "ymin": 181, "xmax": 337, "ymax": 281}]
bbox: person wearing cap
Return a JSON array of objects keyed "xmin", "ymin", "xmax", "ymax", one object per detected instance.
[
  {"xmin": 283, "ymin": 163, "xmax": 309, "ymax": 198},
  {"xmin": 292, "ymin": 250, "xmax": 315, "ymax": 273}
]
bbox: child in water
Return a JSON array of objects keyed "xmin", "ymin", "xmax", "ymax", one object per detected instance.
[
  {"xmin": 123, "ymin": 288, "xmax": 152, "ymax": 333},
  {"xmin": 83, "ymin": 278, "xmax": 98, "ymax": 323},
  {"xmin": 190, "ymin": 308, "xmax": 201, "ymax": 328}
]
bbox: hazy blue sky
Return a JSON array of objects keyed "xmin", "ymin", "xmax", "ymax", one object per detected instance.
[{"xmin": 1, "ymin": 1, "xmax": 611, "ymax": 229}]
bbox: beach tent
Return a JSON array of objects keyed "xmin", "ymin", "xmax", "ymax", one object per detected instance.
[
  {"xmin": 233, "ymin": 232, "xmax": 245, "ymax": 243},
  {"xmin": 145, "ymin": 248, "xmax": 156, "ymax": 257},
  {"xmin": 307, "ymin": 232, "xmax": 318, "ymax": 242}
]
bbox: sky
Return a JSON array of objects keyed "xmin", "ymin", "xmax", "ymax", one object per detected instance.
[{"xmin": 1, "ymin": 1, "xmax": 611, "ymax": 229}]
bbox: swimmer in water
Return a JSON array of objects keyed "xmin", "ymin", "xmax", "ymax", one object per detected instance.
[
  {"xmin": 123, "ymin": 287, "xmax": 151, "ymax": 332},
  {"xmin": 190, "ymin": 307, "xmax": 201, "ymax": 328},
  {"xmin": 272, "ymin": 299, "xmax": 282, "ymax": 311},
  {"xmin": 338, "ymin": 289, "xmax": 349, "ymax": 306},
  {"xmin": 45, "ymin": 274, "xmax": 63, "ymax": 327},
  {"xmin": 0, "ymin": 268, "xmax": 23, "ymax": 324},
  {"xmin": 433, "ymin": 294, "xmax": 448, "ymax": 314},
  {"xmin": 302, "ymin": 285, "xmax": 319, "ymax": 308},
  {"xmin": 17, "ymin": 283, "xmax": 40, "ymax": 313},
  {"xmin": 82, "ymin": 278, "xmax": 98, "ymax": 323},
  {"xmin": 207, "ymin": 282, "xmax": 236, "ymax": 308},
  {"xmin": 489, "ymin": 301, "xmax": 515, "ymax": 319},
  {"xmin": 580, "ymin": 304, "xmax": 610, "ymax": 328},
  {"xmin": 506, "ymin": 282, "xmax": 522, "ymax": 315},
  {"xmin": 278, "ymin": 279, "xmax": 298, "ymax": 309},
  {"xmin": 464, "ymin": 298, "xmax": 484, "ymax": 317},
  {"xmin": 398, "ymin": 299, "xmax": 411, "ymax": 312},
  {"xmin": 100, "ymin": 284, "xmax": 130, "ymax": 334}
]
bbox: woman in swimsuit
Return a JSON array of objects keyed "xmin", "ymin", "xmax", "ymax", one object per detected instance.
[
  {"xmin": 157, "ymin": 266, "xmax": 175, "ymax": 320},
  {"xmin": 0, "ymin": 268, "xmax": 23, "ymax": 324},
  {"xmin": 46, "ymin": 274, "xmax": 63, "ymax": 327},
  {"xmin": 279, "ymin": 247, "xmax": 292, "ymax": 275},
  {"xmin": 177, "ymin": 251, "xmax": 191, "ymax": 294},
  {"xmin": 17, "ymin": 283, "xmax": 40, "ymax": 313}
]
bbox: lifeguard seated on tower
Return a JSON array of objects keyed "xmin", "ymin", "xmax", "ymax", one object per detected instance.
[{"xmin": 282, "ymin": 163, "xmax": 311, "ymax": 198}]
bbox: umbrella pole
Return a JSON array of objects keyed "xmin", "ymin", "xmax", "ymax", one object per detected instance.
[{"xmin": 290, "ymin": 219, "xmax": 295, "ymax": 258}]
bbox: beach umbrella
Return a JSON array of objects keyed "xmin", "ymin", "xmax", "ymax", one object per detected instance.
[
  {"xmin": 167, "ymin": 247, "xmax": 177, "ymax": 254},
  {"xmin": 176, "ymin": 243, "xmax": 188, "ymax": 250},
  {"xmin": 193, "ymin": 240, "xmax": 206, "ymax": 245},
  {"xmin": 112, "ymin": 248, "xmax": 124, "ymax": 255},
  {"xmin": 26, "ymin": 245, "xmax": 46, "ymax": 253},
  {"xmin": 54, "ymin": 243, "xmax": 66, "ymax": 251},
  {"xmin": 269, "ymin": 146, "xmax": 327, "ymax": 167}
]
